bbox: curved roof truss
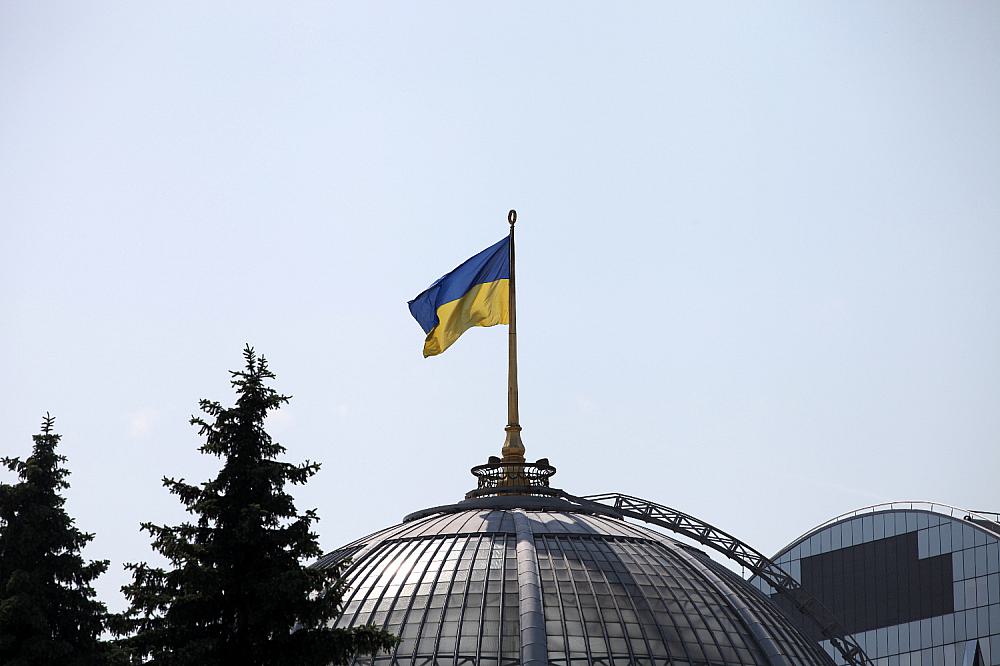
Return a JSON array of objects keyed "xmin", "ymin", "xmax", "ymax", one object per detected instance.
[{"xmin": 571, "ymin": 492, "xmax": 873, "ymax": 666}]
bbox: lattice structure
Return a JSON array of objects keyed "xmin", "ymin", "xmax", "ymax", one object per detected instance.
[
  {"xmin": 578, "ymin": 493, "xmax": 873, "ymax": 666},
  {"xmin": 466, "ymin": 457, "xmax": 557, "ymax": 499}
]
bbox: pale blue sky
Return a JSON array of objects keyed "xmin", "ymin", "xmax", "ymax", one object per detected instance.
[{"xmin": 2, "ymin": 2, "xmax": 998, "ymax": 612}]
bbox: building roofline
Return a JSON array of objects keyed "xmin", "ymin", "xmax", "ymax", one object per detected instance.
[
  {"xmin": 779, "ymin": 501, "xmax": 1000, "ymax": 557},
  {"xmin": 402, "ymin": 490, "xmax": 627, "ymax": 523}
]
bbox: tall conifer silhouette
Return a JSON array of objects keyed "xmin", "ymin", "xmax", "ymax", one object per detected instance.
[
  {"xmin": 0, "ymin": 414, "xmax": 115, "ymax": 665},
  {"xmin": 114, "ymin": 346, "xmax": 396, "ymax": 664}
]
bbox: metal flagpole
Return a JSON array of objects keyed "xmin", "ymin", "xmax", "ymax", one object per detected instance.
[{"xmin": 501, "ymin": 209, "xmax": 525, "ymax": 463}]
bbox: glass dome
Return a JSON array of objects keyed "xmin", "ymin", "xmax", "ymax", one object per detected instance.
[{"xmin": 317, "ymin": 473, "xmax": 834, "ymax": 666}]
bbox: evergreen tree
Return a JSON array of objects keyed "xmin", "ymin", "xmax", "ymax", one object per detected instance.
[
  {"xmin": 0, "ymin": 414, "xmax": 115, "ymax": 665},
  {"xmin": 113, "ymin": 346, "xmax": 396, "ymax": 665}
]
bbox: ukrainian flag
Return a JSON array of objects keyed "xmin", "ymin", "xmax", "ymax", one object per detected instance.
[{"xmin": 408, "ymin": 235, "xmax": 510, "ymax": 357}]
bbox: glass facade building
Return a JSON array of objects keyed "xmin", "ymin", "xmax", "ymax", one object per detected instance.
[
  {"xmin": 751, "ymin": 503, "xmax": 1000, "ymax": 666},
  {"xmin": 317, "ymin": 482, "xmax": 836, "ymax": 666}
]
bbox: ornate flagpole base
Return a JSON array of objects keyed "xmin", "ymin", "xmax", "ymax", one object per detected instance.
[
  {"xmin": 502, "ymin": 424, "xmax": 525, "ymax": 463},
  {"xmin": 467, "ymin": 453, "xmax": 556, "ymax": 499}
]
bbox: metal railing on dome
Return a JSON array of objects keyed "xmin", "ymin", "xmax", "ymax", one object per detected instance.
[{"xmin": 465, "ymin": 458, "xmax": 559, "ymax": 499}]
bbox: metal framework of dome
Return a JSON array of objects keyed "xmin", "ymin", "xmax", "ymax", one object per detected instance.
[{"xmin": 317, "ymin": 456, "xmax": 855, "ymax": 666}]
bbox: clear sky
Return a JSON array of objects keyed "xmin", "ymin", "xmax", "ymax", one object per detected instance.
[{"xmin": 2, "ymin": 2, "xmax": 998, "ymax": 613}]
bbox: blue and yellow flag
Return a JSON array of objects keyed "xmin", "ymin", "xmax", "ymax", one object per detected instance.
[{"xmin": 408, "ymin": 236, "xmax": 510, "ymax": 357}]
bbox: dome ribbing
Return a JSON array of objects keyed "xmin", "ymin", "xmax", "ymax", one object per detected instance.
[{"xmin": 317, "ymin": 463, "xmax": 834, "ymax": 666}]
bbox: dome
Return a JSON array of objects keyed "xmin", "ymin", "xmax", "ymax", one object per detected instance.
[{"xmin": 317, "ymin": 460, "xmax": 834, "ymax": 666}]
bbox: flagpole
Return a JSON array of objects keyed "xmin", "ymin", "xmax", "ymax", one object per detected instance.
[{"xmin": 502, "ymin": 209, "xmax": 525, "ymax": 463}]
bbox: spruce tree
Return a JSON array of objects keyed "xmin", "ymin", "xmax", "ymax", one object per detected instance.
[
  {"xmin": 113, "ymin": 346, "xmax": 396, "ymax": 665},
  {"xmin": 0, "ymin": 414, "xmax": 115, "ymax": 665}
]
